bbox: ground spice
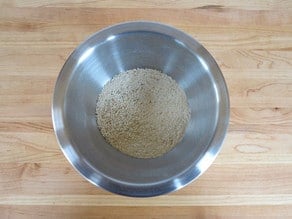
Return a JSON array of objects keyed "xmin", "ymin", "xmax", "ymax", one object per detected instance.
[{"xmin": 96, "ymin": 68, "xmax": 190, "ymax": 158}]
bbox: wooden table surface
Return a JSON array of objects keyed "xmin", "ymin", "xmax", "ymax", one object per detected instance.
[{"xmin": 1, "ymin": 0, "xmax": 292, "ymax": 218}]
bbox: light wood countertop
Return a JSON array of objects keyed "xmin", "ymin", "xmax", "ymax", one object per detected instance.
[{"xmin": 0, "ymin": 1, "xmax": 291, "ymax": 218}]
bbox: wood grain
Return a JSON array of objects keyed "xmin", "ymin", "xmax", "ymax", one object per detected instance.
[
  {"xmin": 1, "ymin": 206, "xmax": 291, "ymax": 219},
  {"xmin": 1, "ymin": 0, "xmax": 292, "ymax": 10},
  {"xmin": 0, "ymin": 163, "xmax": 291, "ymax": 196},
  {"xmin": 0, "ymin": 0, "xmax": 292, "ymax": 218},
  {"xmin": 1, "ymin": 194, "xmax": 292, "ymax": 206}
]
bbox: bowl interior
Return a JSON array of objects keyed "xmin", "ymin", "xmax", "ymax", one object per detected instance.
[{"xmin": 53, "ymin": 22, "xmax": 229, "ymax": 196}]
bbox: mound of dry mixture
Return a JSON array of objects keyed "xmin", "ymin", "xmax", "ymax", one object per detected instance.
[{"xmin": 96, "ymin": 68, "xmax": 190, "ymax": 159}]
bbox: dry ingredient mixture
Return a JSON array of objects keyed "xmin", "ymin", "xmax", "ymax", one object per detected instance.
[{"xmin": 96, "ymin": 68, "xmax": 190, "ymax": 158}]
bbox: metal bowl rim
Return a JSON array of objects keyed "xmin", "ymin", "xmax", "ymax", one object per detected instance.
[{"xmin": 52, "ymin": 21, "xmax": 230, "ymax": 197}]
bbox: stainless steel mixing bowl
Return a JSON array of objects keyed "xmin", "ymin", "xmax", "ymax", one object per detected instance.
[{"xmin": 52, "ymin": 21, "xmax": 229, "ymax": 197}]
